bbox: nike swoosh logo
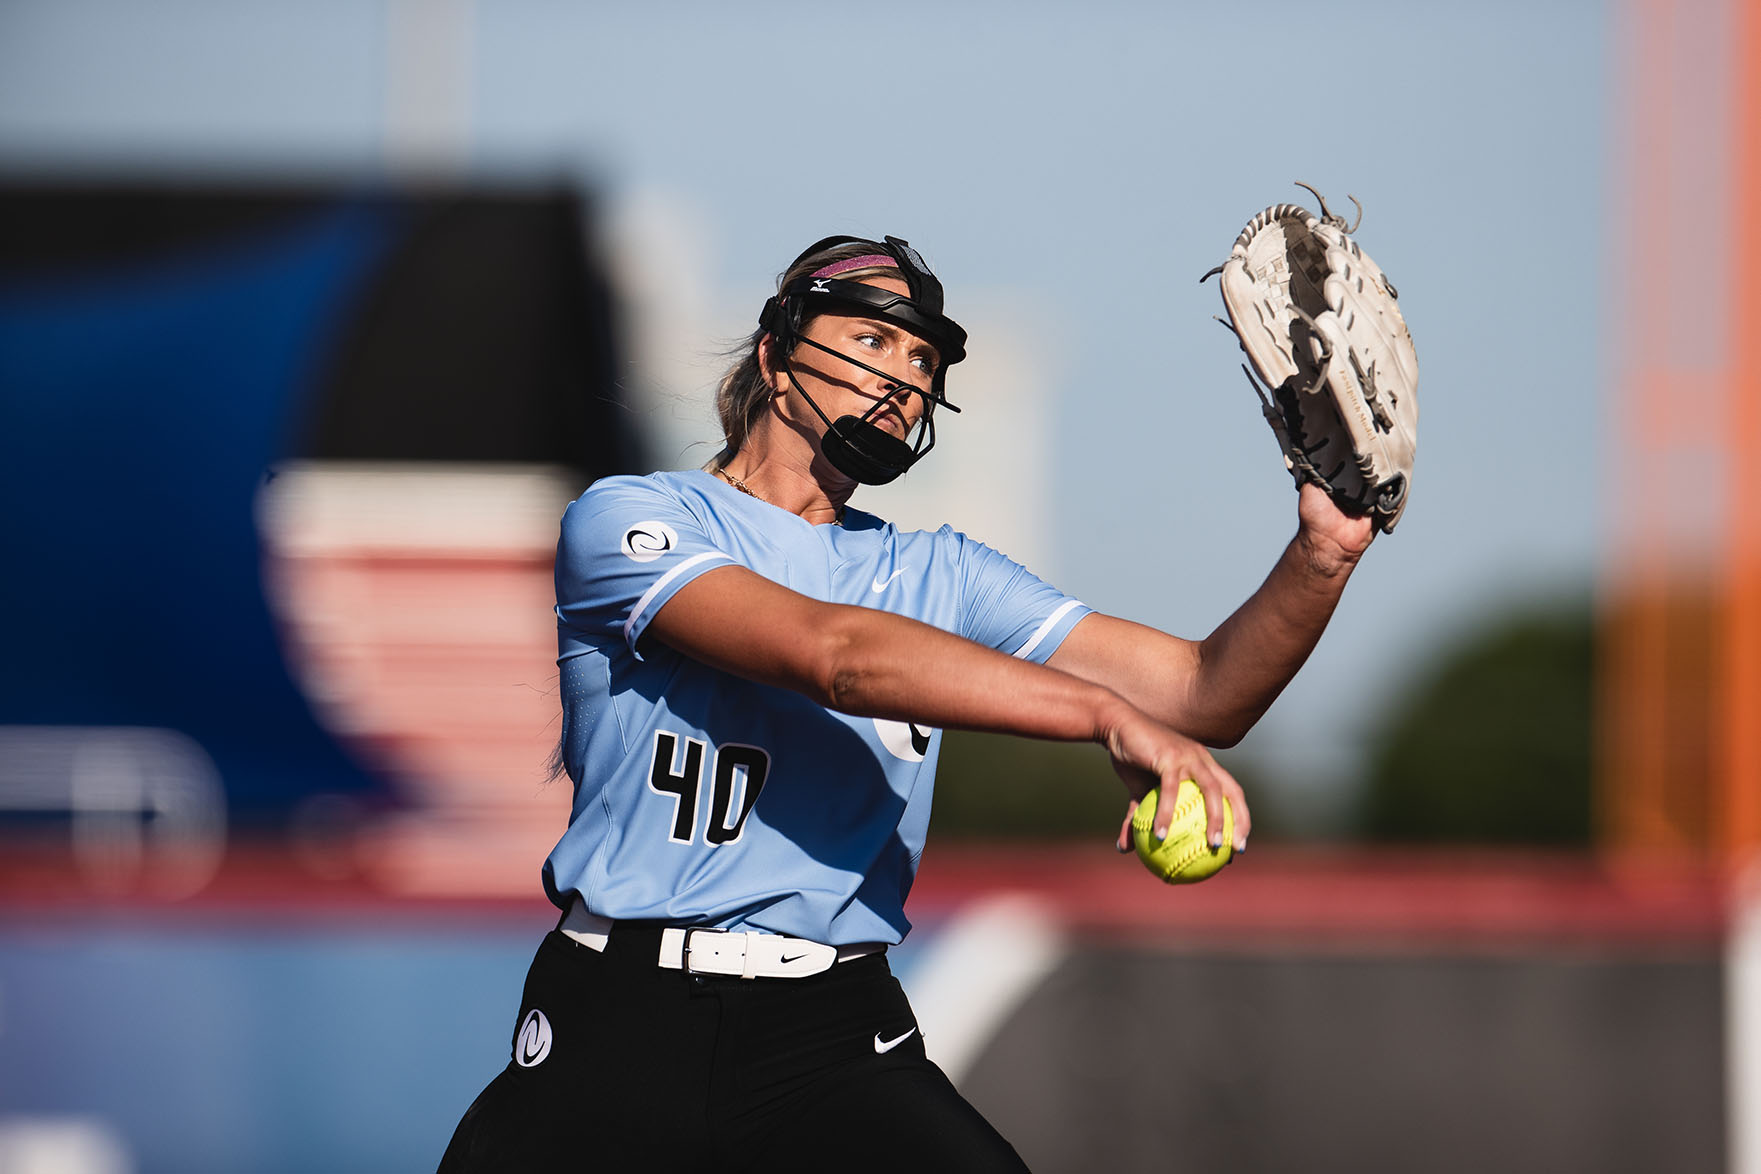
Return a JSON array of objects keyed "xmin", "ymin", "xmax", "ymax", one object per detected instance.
[
  {"xmin": 870, "ymin": 568, "xmax": 908, "ymax": 593},
  {"xmin": 873, "ymin": 1028, "xmax": 917, "ymax": 1054},
  {"xmin": 778, "ymin": 952, "xmax": 809, "ymax": 965}
]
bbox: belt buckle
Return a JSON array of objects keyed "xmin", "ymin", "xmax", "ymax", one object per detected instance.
[
  {"xmin": 681, "ymin": 926, "xmax": 743, "ymax": 978},
  {"xmin": 681, "ymin": 926, "xmax": 836, "ymax": 979},
  {"xmin": 680, "ymin": 926, "xmax": 712, "ymax": 975}
]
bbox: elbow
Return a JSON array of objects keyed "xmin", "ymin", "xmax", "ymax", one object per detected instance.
[
  {"xmin": 1203, "ymin": 706, "xmax": 1268, "ymax": 750},
  {"xmin": 804, "ymin": 608, "xmax": 868, "ymax": 712},
  {"xmin": 1168, "ymin": 687, "xmax": 1253, "ymax": 749},
  {"xmin": 1205, "ymin": 727, "xmax": 1247, "ymax": 751},
  {"xmin": 792, "ymin": 603, "xmax": 910, "ymax": 716},
  {"xmin": 825, "ymin": 665, "xmax": 866, "ymax": 713},
  {"xmin": 1181, "ymin": 705, "xmax": 1255, "ymax": 749}
]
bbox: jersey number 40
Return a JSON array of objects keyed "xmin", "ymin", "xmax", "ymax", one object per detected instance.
[{"xmin": 647, "ymin": 731, "xmax": 771, "ymax": 846}]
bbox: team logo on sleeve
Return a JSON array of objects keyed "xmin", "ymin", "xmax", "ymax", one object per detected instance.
[
  {"xmin": 620, "ymin": 521, "xmax": 679, "ymax": 563},
  {"xmin": 875, "ymin": 719, "xmax": 935, "ymax": 762},
  {"xmin": 514, "ymin": 1008, "xmax": 553, "ymax": 1068}
]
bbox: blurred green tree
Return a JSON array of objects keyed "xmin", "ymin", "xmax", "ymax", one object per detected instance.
[
  {"xmin": 1358, "ymin": 597, "xmax": 1594, "ymax": 845},
  {"xmin": 932, "ymin": 734, "xmax": 1118, "ymax": 839},
  {"xmin": 931, "ymin": 731, "xmax": 1259, "ymax": 841}
]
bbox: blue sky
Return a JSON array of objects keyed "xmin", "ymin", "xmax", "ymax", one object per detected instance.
[{"xmin": 0, "ymin": 0, "xmax": 1611, "ymax": 825}]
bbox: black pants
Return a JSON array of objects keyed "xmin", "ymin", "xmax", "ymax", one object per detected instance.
[{"xmin": 438, "ymin": 926, "xmax": 1030, "ymax": 1173}]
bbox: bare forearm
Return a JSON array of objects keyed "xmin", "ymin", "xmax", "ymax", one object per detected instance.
[
  {"xmin": 1186, "ymin": 529, "xmax": 1361, "ymax": 743},
  {"xmin": 820, "ymin": 606, "xmax": 1126, "ymax": 742},
  {"xmin": 1048, "ymin": 508, "xmax": 1367, "ymax": 747}
]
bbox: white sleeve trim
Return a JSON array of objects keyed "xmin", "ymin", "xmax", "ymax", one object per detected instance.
[
  {"xmin": 1012, "ymin": 599, "xmax": 1085, "ymax": 661},
  {"xmin": 623, "ymin": 551, "xmax": 735, "ymax": 649}
]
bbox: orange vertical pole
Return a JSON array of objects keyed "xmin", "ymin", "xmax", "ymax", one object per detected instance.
[
  {"xmin": 1724, "ymin": 0, "xmax": 1761, "ymax": 869},
  {"xmin": 1603, "ymin": 0, "xmax": 1686, "ymax": 862},
  {"xmin": 1602, "ymin": 0, "xmax": 1740, "ymax": 866}
]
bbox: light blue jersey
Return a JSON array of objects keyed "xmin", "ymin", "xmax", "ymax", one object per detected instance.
[{"xmin": 545, "ymin": 470, "xmax": 1091, "ymax": 946}]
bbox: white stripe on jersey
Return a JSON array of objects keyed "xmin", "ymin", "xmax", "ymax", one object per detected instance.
[
  {"xmin": 624, "ymin": 550, "xmax": 735, "ymax": 650},
  {"xmin": 1012, "ymin": 598, "xmax": 1084, "ymax": 660}
]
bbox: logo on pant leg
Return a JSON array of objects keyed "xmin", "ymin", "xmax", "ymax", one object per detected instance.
[
  {"xmin": 515, "ymin": 1008, "xmax": 553, "ymax": 1068},
  {"xmin": 874, "ymin": 1027, "xmax": 918, "ymax": 1053}
]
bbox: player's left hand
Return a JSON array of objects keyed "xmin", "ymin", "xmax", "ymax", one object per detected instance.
[{"xmin": 1296, "ymin": 482, "xmax": 1375, "ymax": 575}]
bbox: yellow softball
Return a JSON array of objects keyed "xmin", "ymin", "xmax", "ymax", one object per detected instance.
[{"xmin": 1131, "ymin": 779, "xmax": 1234, "ymax": 884}]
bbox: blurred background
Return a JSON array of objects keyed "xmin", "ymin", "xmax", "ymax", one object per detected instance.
[{"xmin": 1, "ymin": 0, "xmax": 1756, "ymax": 1170}]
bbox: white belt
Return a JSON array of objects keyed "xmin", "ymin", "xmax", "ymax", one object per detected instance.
[{"xmin": 561, "ymin": 898, "xmax": 881, "ymax": 980}]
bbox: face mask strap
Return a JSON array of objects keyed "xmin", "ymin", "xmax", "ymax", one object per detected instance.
[{"xmin": 775, "ymin": 341, "xmax": 938, "ymax": 485}]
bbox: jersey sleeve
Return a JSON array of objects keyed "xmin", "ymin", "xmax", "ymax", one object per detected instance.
[
  {"xmin": 555, "ymin": 476, "xmax": 737, "ymax": 659},
  {"xmin": 951, "ymin": 531, "xmax": 1092, "ymax": 663}
]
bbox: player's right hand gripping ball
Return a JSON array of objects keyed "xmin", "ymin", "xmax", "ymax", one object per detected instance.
[{"xmin": 1132, "ymin": 780, "xmax": 1234, "ymax": 884}]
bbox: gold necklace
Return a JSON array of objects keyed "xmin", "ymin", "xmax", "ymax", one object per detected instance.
[
  {"xmin": 720, "ymin": 469, "xmax": 760, "ymax": 500},
  {"xmin": 718, "ymin": 468, "xmax": 842, "ymax": 523}
]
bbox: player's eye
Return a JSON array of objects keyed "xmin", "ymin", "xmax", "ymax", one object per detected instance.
[{"xmin": 854, "ymin": 332, "xmax": 883, "ymax": 350}]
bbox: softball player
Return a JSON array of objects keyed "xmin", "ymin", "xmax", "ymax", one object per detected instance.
[{"xmin": 439, "ymin": 235, "xmax": 1374, "ymax": 1172}]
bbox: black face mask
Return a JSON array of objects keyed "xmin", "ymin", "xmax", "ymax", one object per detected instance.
[{"xmin": 757, "ymin": 236, "xmax": 967, "ymax": 486}]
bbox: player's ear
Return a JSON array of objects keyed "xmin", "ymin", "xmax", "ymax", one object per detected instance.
[{"xmin": 757, "ymin": 333, "xmax": 783, "ymax": 390}]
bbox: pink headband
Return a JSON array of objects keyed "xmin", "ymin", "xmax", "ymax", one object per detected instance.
[{"xmin": 811, "ymin": 254, "xmax": 898, "ymax": 279}]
